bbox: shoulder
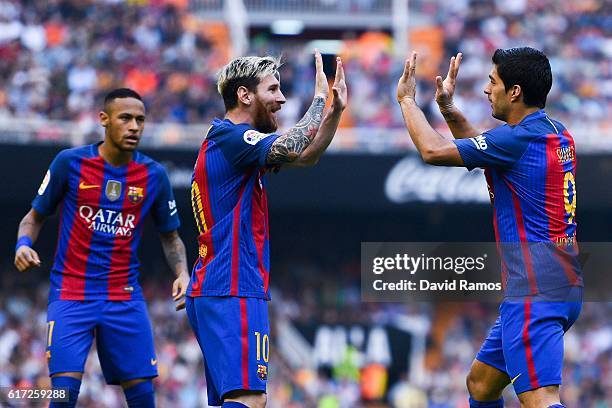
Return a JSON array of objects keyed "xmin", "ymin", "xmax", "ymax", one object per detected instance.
[
  {"xmin": 209, "ymin": 119, "xmax": 251, "ymax": 139},
  {"xmin": 210, "ymin": 118, "xmax": 275, "ymax": 146},
  {"xmin": 514, "ymin": 111, "xmax": 565, "ymax": 140},
  {"xmin": 135, "ymin": 151, "xmax": 169, "ymax": 175},
  {"xmin": 54, "ymin": 144, "xmax": 93, "ymax": 163}
]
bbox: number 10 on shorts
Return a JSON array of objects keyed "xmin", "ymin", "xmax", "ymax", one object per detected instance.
[{"xmin": 254, "ymin": 331, "xmax": 269, "ymax": 363}]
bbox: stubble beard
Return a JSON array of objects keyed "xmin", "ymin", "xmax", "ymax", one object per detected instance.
[{"xmin": 253, "ymin": 98, "xmax": 278, "ymax": 134}]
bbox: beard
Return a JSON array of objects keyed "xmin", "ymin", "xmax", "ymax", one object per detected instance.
[{"xmin": 253, "ymin": 97, "xmax": 278, "ymax": 134}]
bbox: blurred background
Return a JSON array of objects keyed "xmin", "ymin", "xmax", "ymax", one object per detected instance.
[{"xmin": 0, "ymin": 0, "xmax": 610, "ymax": 407}]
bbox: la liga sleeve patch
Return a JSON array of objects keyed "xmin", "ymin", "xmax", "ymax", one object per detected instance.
[
  {"xmin": 38, "ymin": 169, "xmax": 51, "ymax": 195},
  {"xmin": 243, "ymin": 129, "xmax": 272, "ymax": 145}
]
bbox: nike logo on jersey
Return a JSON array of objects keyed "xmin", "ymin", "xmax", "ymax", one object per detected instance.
[
  {"xmin": 151, "ymin": 358, "xmax": 157, "ymax": 366},
  {"xmin": 79, "ymin": 182, "xmax": 100, "ymax": 190},
  {"xmin": 511, "ymin": 373, "xmax": 522, "ymax": 384}
]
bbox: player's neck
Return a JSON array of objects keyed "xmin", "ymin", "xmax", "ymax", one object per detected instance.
[
  {"xmin": 98, "ymin": 141, "xmax": 133, "ymax": 167},
  {"xmin": 225, "ymin": 109, "xmax": 254, "ymax": 128},
  {"xmin": 506, "ymin": 106, "xmax": 541, "ymax": 126}
]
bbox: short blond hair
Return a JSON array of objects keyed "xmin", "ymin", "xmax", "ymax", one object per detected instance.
[{"xmin": 217, "ymin": 56, "xmax": 281, "ymax": 110}]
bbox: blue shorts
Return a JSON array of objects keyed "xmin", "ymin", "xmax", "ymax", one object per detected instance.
[
  {"xmin": 186, "ymin": 296, "xmax": 269, "ymax": 406},
  {"xmin": 46, "ymin": 300, "xmax": 158, "ymax": 385},
  {"xmin": 476, "ymin": 288, "xmax": 582, "ymax": 394}
]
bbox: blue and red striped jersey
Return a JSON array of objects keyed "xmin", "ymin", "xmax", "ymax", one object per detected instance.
[
  {"xmin": 454, "ymin": 110, "xmax": 582, "ymax": 296},
  {"xmin": 32, "ymin": 143, "xmax": 180, "ymax": 302},
  {"xmin": 188, "ymin": 118, "xmax": 279, "ymax": 299}
]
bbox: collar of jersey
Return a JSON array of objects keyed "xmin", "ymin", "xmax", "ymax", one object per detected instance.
[
  {"xmin": 91, "ymin": 141, "xmax": 135, "ymax": 169},
  {"xmin": 517, "ymin": 109, "xmax": 546, "ymax": 125}
]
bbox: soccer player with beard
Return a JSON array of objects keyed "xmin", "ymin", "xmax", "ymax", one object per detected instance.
[
  {"xmin": 14, "ymin": 88, "xmax": 190, "ymax": 408},
  {"xmin": 187, "ymin": 51, "xmax": 347, "ymax": 408},
  {"xmin": 396, "ymin": 48, "xmax": 581, "ymax": 408}
]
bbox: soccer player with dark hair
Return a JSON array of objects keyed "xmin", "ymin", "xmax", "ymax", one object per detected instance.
[
  {"xmin": 397, "ymin": 47, "xmax": 581, "ymax": 408},
  {"xmin": 187, "ymin": 51, "xmax": 347, "ymax": 408},
  {"xmin": 14, "ymin": 88, "xmax": 190, "ymax": 408}
]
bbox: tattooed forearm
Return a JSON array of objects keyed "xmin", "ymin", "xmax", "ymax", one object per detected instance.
[
  {"xmin": 267, "ymin": 96, "xmax": 326, "ymax": 164},
  {"xmin": 160, "ymin": 231, "xmax": 189, "ymax": 277},
  {"xmin": 17, "ymin": 209, "xmax": 45, "ymax": 242}
]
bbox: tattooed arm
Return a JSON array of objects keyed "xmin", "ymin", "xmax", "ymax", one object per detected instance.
[
  {"xmin": 266, "ymin": 50, "xmax": 330, "ymax": 165},
  {"xmin": 14, "ymin": 209, "xmax": 46, "ymax": 272},
  {"xmin": 159, "ymin": 230, "xmax": 190, "ymax": 311},
  {"xmin": 266, "ymin": 95, "xmax": 326, "ymax": 164}
]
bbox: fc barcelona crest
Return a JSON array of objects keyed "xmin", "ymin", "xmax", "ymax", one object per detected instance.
[
  {"xmin": 105, "ymin": 180, "xmax": 122, "ymax": 202},
  {"xmin": 257, "ymin": 364, "xmax": 268, "ymax": 380},
  {"xmin": 127, "ymin": 186, "xmax": 144, "ymax": 204}
]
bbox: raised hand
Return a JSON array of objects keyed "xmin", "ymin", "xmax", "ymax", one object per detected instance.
[
  {"xmin": 397, "ymin": 51, "xmax": 418, "ymax": 103},
  {"xmin": 435, "ymin": 52, "xmax": 462, "ymax": 108},
  {"xmin": 331, "ymin": 57, "xmax": 347, "ymax": 111},
  {"xmin": 314, "ymin": 49, "xmax": 329, "ymax": 99}
]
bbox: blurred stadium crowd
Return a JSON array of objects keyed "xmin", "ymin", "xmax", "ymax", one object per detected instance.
[
  {"xmin": 0, "ymin": 0, "xmax": 609, "ymax": 136},
  {"xmin": 1, "ymin": 263, "xmax": 610, "ymax": 407}
]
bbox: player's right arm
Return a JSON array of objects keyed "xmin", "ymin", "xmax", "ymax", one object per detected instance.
[
  {"xmin": 16, "ymin": 150, "xmax": 70, "ymax": 272},
  {"xmin": 266, "ymin": 50, "xmax": 329, "ymax": 165},
  {"xmin": 14, "ymin": 209, "xmax": 45, "ymax": 272},
  {"xmin": 434, "ymin": 53, "xmax": 481, "ymax": 139}
]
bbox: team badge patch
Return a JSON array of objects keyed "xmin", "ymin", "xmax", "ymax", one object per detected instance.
[
  {"xmin": 243, "ymin": 129, "xmax": 271, "ymax": 145},
  {"xmin": 105, "ymin": 180, "xmax": 122, "ymax": 202},
  {"xmin": 257, "ymin": 364, "xmax": 268, "ymax": 380},
  {"xmin": 199, "ymin": 244, "xmax": 208, "ymax": 259},
  {"xmin": 556, "ymin": 146, "xmax": 575, "ymax": 164},
  {"xmin": 127, "ymin": 186, "xmax": 144, "ymax": 203}
]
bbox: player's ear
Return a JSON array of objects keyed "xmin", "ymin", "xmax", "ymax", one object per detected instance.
[
  {"xmin": 99, "ymin": 111, "xmax": 109, "ymax": 127},
  {"xmin": 237, "ymin": 86, "xmax": 252, "ymax": 106},
  {"xmin": 509, "ymin": 84, "xmax": 522, "ymax": 103}
]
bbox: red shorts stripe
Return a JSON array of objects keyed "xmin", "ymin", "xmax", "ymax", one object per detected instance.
[
  {"xmin": 521, "ymin": 301, "xmax": 540, "ymax": 389},
  {"xmin": 240, "ymin": 298, "xmax": 249, "ymax": 390}
]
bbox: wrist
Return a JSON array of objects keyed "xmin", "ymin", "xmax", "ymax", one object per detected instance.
[
  {"xmin": 438, "ymin": 102, "xmax": 456, "ymax": 115},
  {"xmin": 16, "ymin": 236, "xmax": 32, "ymax": 252},
  {"xmin": 398, "ymin": 96, "xmax": 417, "ymax": 105}
]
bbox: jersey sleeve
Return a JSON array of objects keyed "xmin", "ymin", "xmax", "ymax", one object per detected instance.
[
  {"xmin": 151, "ymin": 166, "xmax": 181, "ymax": 233},
  {"xmin": 31, "ymin": 150, "xmax": 71, "ymax": 216},
  {"xmin": 453, "ymin": 125, "xmax": 531, "ymax": 170},
  {"xmin": 218, "ymin": 124, "xmax": 280, "ymax": 170}
]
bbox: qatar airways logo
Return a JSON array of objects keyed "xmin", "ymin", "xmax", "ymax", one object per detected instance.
[{"xmin": 78, "ymin": 206, "xmax": 136, "ymax": 237}]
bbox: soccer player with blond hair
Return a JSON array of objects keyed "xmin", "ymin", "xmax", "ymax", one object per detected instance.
[{"xmin": 187, "ymin": 51, "xmax": 347, "ymax": 407}]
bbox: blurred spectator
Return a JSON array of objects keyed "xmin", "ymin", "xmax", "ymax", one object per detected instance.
[
  {"xmin": 0, "ymin": 0, "xmax": 608, "ymax": 144},
  {"xmin": 2, "ymin": 258, "xmax": 609, "ymax": 407}
]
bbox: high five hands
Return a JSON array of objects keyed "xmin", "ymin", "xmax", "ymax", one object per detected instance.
[
  {"xmin": 397, "ymin": 51, "xmax": 463, "ymax": 105},
  {"xmin": 314, "ymin": 50, "xmax": 347, "ymax": 111}
]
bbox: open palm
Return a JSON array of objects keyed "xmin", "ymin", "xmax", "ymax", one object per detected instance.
[{"xmin": 435, "ymin": 53, "xmax": 462, "ymax": 107}]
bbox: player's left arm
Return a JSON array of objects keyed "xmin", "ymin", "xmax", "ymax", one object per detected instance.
[
  {"xmin": 397, "ymin": 52, "xmax": 464, "ymax": 166},
  {"xmin": 265, "ymin": 50, "xmax": 329, "ymax": 165},
  {"xmin": 286, "ymin": 57, "xmax": 347, "ymax": 167},
  {"xmin": 158, "ymin": 230, "xmax": 190, "ymax": 311}
]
